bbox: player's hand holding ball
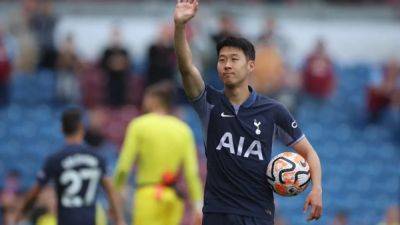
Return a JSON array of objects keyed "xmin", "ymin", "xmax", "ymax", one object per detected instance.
[
  {"xmin": 174, "ymin": 0, "xmax": 199, "ymax": 25},
  {"xmin": 267, "ymin": 152, "xmax": 322, "ymax": 221}
]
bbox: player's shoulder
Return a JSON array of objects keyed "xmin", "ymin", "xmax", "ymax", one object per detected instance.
[
  {"xmin": 126, "ymin": 113, "xmax": 151, "ymax": 130},
  {"xmin": 253, "ymin": 95, "xmax": 291, "ymax": 120},
  {"xmin": 204, "ymin": 84, "xmax": 224, "ymax": 101},
  {"xmin": 47, "ymin": 146, "xmax": 70, "ymax": 160},
  {"xmin": 254, "ymin": 94, "xmax": 284, "ymax": 109},
  {"xmin": 130, "ymin": 113, "xmax": 171, "ymax": 130},
  {"xmin": 135, "ymin": 112, "xmax": 173, "ymax": 123},
  {"xmin": 43, "ymin": 151, "xmax": 61, "ymax": 165},
  {"xmin": 169, "ymin": 115, "xmax": 192, "ymax": 132},
  {"xmin": 205, "ymin": 84, "xmax": 223, "ymax": 94},
  {"xmin": 129, "ymin": 113, "xmax": 190, "ymax": 131},
  {"xmin": 59, "ymin": 144, "xmax": 102, "ymax": 159},
  {"xmin": 82, "ymin": 145, "xmax": 103, "ymax": 157}
]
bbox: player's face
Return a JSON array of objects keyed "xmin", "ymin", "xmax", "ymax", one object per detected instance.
[{"xmin": 217, "ymin": 47, "xmax": 254, "ymax": 88}]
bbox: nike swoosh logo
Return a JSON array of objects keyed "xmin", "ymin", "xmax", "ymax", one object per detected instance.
[{"xmin": 221, "ymin": 112, "xmax": 234, "ymax": 118}]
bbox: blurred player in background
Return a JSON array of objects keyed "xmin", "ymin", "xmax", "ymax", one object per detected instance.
[
  {"xmin": 14, "ymin": 109, "xmax": 126, "ymax": 225},
  {"xmin": 174, "ymin": 0, "xmax": 322, "ymax": 224},
  {"xmin": 113, "ymin": 81, "xmax": 203, "ymax": 225}
]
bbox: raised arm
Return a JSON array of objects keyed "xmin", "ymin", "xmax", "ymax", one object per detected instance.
[{"xmin": 174, "ymin": 0, "xmax": 205, "ymax": 99}]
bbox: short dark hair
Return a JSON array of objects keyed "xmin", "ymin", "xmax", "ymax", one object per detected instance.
[
  {"xmin": 145, "ymin": 80, "xmax": 176, "ymax": 109},
  {"xmin": 216, "ymin": 36, "xmax": 256, "ymax": 61},
  {"xmin": 62, "ymin": 108, "xmax": 82, "ymax": 136}
]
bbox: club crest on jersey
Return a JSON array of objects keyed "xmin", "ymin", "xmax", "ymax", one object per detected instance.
[
  {"xmin": 216, "ymin": 132, "xmax": 264, "ymax": 161},
  {"xmin": 254, "ymin": 119, "xmax": 261, "ymax": 135}
]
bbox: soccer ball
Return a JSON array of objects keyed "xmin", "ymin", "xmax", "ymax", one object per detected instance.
[{"xmin": 266, "ymin": 152, "xmax": 311, "ymax": 196}]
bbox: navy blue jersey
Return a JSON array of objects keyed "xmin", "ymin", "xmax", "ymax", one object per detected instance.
[
  {"xmin": 191, "ymin": 85, "xmax": 304, "ymax": 221},
  {"xmin": 37, "ymin": 144, "xmax": 107, "ymax": 225}
]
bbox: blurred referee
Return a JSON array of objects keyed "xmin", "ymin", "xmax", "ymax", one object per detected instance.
[{"xmin": 114, "ymin": 81, "xmax": 203, "ymax": 225}]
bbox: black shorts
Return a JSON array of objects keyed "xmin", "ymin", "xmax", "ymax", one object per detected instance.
[{"xmin": 202, "ymin": 213, "xmax": 273, "ymax": 225}]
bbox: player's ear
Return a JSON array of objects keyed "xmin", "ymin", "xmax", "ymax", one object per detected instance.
[{"xmin": 247, "ymin": 60, "xmax": 255, "ymax": 73}]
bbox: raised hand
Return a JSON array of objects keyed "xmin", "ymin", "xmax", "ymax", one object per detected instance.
[{"xmin": 174, "ymin": 0, "xmax": 199, "ymax": 25}]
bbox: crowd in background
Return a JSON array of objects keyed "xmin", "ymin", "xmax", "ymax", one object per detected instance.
[
  {"xmin": 0, "ymin": 0, "xmax": 399, "ymax": 225},
  {"xmin": 1, "ymin": 0, "xmax": 400, "ymax": 113}
]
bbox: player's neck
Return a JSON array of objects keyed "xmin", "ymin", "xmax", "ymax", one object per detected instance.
[
  {"xmin": 224, "ymin": 83, "xmax": 250, "ymax": 106},
  {"xmin": 151, "ymin": 107, "xmax": 168, "ymax": 115},
  {"xmin": 65, "ymin": 135, "xmax": 83, "ymax": 145}
]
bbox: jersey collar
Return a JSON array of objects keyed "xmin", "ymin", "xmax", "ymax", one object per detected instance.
[
  {"xmin": 64, "ymin": 142, "xmax": 85, "ymax": 149},
  {"xmin": 241, "ymin": 86, "xmax": 257, "ymax": 108},
  {"xmin": 222, "ymin": 85, "xmax": 257, "ymax": 109}
]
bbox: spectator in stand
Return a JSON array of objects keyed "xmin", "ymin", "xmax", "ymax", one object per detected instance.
[
  {"xmin": 377, "ymin": 205, "xmax": 399, "ymax": 225},
  {"xmin": 100, "ymin": 25, "xmax": 132, "ymax": 107},
  {"xmin": 302, "ymin": 39, "xmax": 336, "ymax": 99},
  {"xmin": 252, "ymin": 18, "xmax": 301, "ymax": 113},
  {"xmin": 331, "ymin": 211, "xmax": 349, "ymax": 225},
  {"xmin": 210, "ymin": 14, "xmax": 239, "ymax": 45},
  {"xmin": 84, "ymin": 109, "xmax": 107, "ymax": 149},
  {"xmin": 30, "ymin": 0, "xmax": 58, "ymax": 70},
  {"xmin": 0, "ymin": 23, "xmax": 18, "ymax": 62},
  {"xmin": 7, "ymin": 0, "xmax": 39, "ymax": 74},
  {"xmin": 145, "ymin": 24, "xmax": 177, "ymax": 87},
  {"xmin": 252, "ymin": 31, "xmax": 285, "ymax": 96},
  {"xmin": 367, "ymin": 58, "xmax": 400, "ymax": 122},
  {"xmin": 55, "ymin": 33, "xmax": 82, "ymax": 104},
  {"xmin": 0, "ymin": 170, "xmax": 23, "ymax": 225},
  {"xmin": 206, "ymin": 14, "xmax": 240, "ymax": 89},
  {"xmin": 258, "ymin": 18, "xmax": 291, "ymax": 62},
  {"xmin": 0, "ymin": 170, "xmax": 22, "ymax": 197},
  {"xmin": 0, "ymin": 25, "xmax": 13, "ymax": 107},
  {"xmin": 84, "ymin": 109, "xmax": 119, "ymax": 178}
]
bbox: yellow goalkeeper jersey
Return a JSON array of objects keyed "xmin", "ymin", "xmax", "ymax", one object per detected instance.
[{"xmin": 114, "ymin": 112, "xmax": 203, "ymax": 204}]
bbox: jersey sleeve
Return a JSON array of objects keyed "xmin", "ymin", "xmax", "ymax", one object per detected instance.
[
  {"xmin": 190, "ymin": 86, "xmax": 208, "ymax": 121},
  {"xmin": 274, "ymin": 103, "xmax": 305, "ymax": 146},
  {"xmin": 36, "ymin": 156, "xmax": 55, "ymax": 186},
  {"xmin": 189, "ymin": 85, "xmax": 218, "ymax": 143},
  {"xmin": 182, "ymin": 127, "xmax": 203, "ymax": 205},
  {"xmin": 113, "ymin": 120, "xmax": 139, "ymax": 189}
]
